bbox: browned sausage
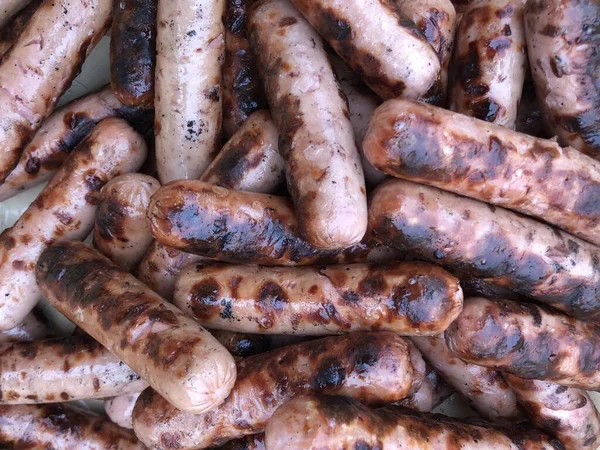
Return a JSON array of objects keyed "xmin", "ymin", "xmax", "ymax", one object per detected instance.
[
  {"xmin": 0, "ymin": 310, "xmax": 48, "ymax": 343},
  {"xmin": 36, "ymin": 241, "xmax": 237, "ymax": 414},
  {"xmin": 368, "ymin": 179, "xmax": 600, "ymax": 320},
  {"xmin": 0, "ymin": 0, "xmax": 41, "ymax": 59},
  {"xmin": 110, "ymin": 0, "xmax": 156, "ymax": 108},
  {"xmin": 400, "ymin": 362, "xmax": 453, "ymax": 412},
  {"xmin": 132, "ymin": 332, "xmax": 421, "ymax": 449},
  {"xmin": 210, "ymin": 330, "xmax": 270, "ymax": 357}
]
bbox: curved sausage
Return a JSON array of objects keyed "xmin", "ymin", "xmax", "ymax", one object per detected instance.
[
  {"xmin": 0, "ymin": 335, "xmax": 146, "ymax": 404},
  {"xmin": 0, "ymin": 0, "xmax": 112, "ymax": 183},
  {"xmin": 211, "ymin": 330, "xmax": 270, "ymax": 357},
  {"xmin": 400, "ymin": 362, "xmax": 453, "ymax": 412},
  {"xmin": 411, "ymin": 334, "xmax": 520, "ymax": 423},
  {"xmin": 0, "ymin": 0, "xmax": 40, "ymax": 59},
  {"xmin": 93, "ymin": 173, "xmax": 161, "ymax": 271},
  {"xmin": 0, "ymin": 0, "xmax": 31, "ymax": 28},
  {"xmin": 368, "ymin": 179, "xmax": 600, "ymax": 320},
  {"xmin": 364, "ymin": 98, "xmax": 600, "ymax": 247},
  {"xmin": 505, "ymin": 375, "xmax": 600, "ymax": 450},
  {"xmin": 525, "ymin": 0, "xmax": 600, "ymax": 159},
  {"xmin": 0, "ymin": 118, "xmax": 147, "ymax": 331},
  {"xmin": 0, "ymin": 310, "xmax": 48, "ymax": 343},
  {"xmin": 174, "ymin": 261, "xmax": 463, "ymax": 335},
  {"xmin": 105, "ymin": 393, "xmax": 141, "ymax": 430},
  {"xmin": 446, "ymin": 297, "xmax": 600, "ymax": 389},
  {"xmin": 222, "ymin": 0, "xmax": 266, "ymax": 137},
  {"xmin": 249, "ymin": 0, "xmax": 367, "ymax": 250},
  {"xmin": 155, "ymin": 0, "xmax": 225, "ymax": 183},
  {"xmin": 449, "ymin": 0, "xmax": 527, "ymax": 127},
  {"xmin": 0, "ymin": 403, "xmax": 145, "ymax": 449},
  {"xmin": 36, "ymin": 241, "xmax": 237, "ymax": 414},
  {"xmin": 132, "ymin": 332, "xmax": 420, "ymax": 449},
  {"xmin": 110, "ymin": 0, "xmax": 156, "ymax": 109}
]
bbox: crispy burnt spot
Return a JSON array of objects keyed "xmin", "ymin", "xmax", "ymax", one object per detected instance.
[
  {"xmin": 190, "ymin": 277, "xmax": 222, "ymax": 320},
  {"xmin": 95, "ymin": 197, "xmax": 128, "ymax": 242}
]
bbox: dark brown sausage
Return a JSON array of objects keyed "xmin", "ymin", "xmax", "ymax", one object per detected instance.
[
  {"xmin": 0, "ymin": 0, "xmax": 41, "ymax": 59},
  {"xmin": 516, "ymin": 78, "xmax": 552, "ymax": 139},
  {"xmin": 219, "ymin": 434, "xmax": 265, "ymax": 450},
  {"xmin": 210, "ymin": 330, "xmax": 270, "ymax": 357}
]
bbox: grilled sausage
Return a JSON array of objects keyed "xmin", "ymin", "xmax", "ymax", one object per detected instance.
[
  {"xmin": 174, "ymin": 261, "xmax": 463, "ymax": 335},
  {"xmin": 525, "ymin": 0, "xmax": 600, "ymax": 159},
  {"xmin": 249, "ymin": 0, "xmax": 367, "ymax": 250},
  {"xmin": 0, "ymin": 0, "xmax": 31, "ymax": 28},
  {"xmin": 505, "ymin": 375, "xmax": 600, "ymax": 450},
  {"xmin": 364, "ymin": 99, "xmax": 600, "ymax": 247},
  {"xmin": 93, "ymin": 173, "xmax": 161, "ymax": 271},
  {"xmin": 155, "ymin": 0, "xmax": 225, "ymax": 183},
  {"xmin": 0, "ymin": 310, "xmax": 48, "ymax": 343},
  {"xmin": 368, "ymin": 179, "xmax": 600, "ymax": 320},
  {"xmin": 0, "ymin": 119, "xmax": 147, "ymax": 331},
  {"xmin": 411, "ymin": 334, "xmax": 520, "ymax": 423},
  {"xmin": 211, "ymin": 330, "xmax": 270, "ymax": 357},
  {"xmin": 105, "ymin": 393, "xmax": 141, "ymax": 430},
  {"xmin": 0, "ymin": 0, "xmax": 40, "ymax": 58},
  {"xmin": 222, "ymin": 0, "xmax": 266, "ymax": 137},
  {"xmin": 219, "ymin": 434, "xmax": 265, "ymax": 450},
  {"xmin": 36, "ymin": 241, "xmax": 237, "ymax": 414},
  {"xmin": 516, "ymin": 78, "xmax": 552, "ymax": 139},
  {"xmin": 0, "ymin": 403, "xmax": 145, "ymax": 449},
  {"xmin": 0, "ymin": 0, "xmax": 112, "ymax": 183},
  {"xmin": 132, "ymin": 332, "xmax": 420, "ymax": 449},
  {"xmin": 400, "ymin": 362, "xmax": 454, "ymax": 412}
]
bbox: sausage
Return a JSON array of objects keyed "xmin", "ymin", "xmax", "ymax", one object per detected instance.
[
  {"xmin": 0, "ymin": 0, "xmax": 112, "ymax": 183},
  {"xmin": 249, "ymin": 0, "xmax": 367, "ymax": 250},
  {"xmin": 0, "ymin": 403, "xmax": 145, "ymax": 449},
  {"xmin": 132, "ymin": 331, "xmax": 420, "ymax": 449},
  {"xmin": 410, "ymin": 334, "xmax": 520, "ymax": 423},
  {"xmin": 0, "ymin": 0, "xmax": 40, "ymax": 59},
  {"xmin": 516, "ymin": 78, "xmax": 552, "ymax": 139},
  {"xmin": 446, "ymin": 297, "xmax": 600, "ymax": 389},
  {"xmin": 155, "ymin": 0, "xmax": 225, "ymax": 183},
  {"xmin": 219, "ymin": 434, "xmax": 265, "ymax": 450},
  {"xmin": 110, "ymin": 0, "xmax": 156, "ymax": 109},
  {"xmin": 105, "ymin": 393, "xmax": 141, "ymax": 430},
  {"xmin": 0, "ymin": 119, "xmax": 147, "ymax": 331},
  {"xmin": 200, "ymin": 110, "xmax": 285, "ymax": 193},
  {"xmin": 524, "ymin": 0, "xmax": 600, "ymax": 159},
  {"xmin": 364, "ymin": 99, "xmax": 600, "ymax": 247},
  {"xmin": 174, "ymin": 261, "xmax": 463, "ymax": 335},
  {"xmin": 36, "ymin": 241, "xmax": 237, "ymax": 414},
  {"xmin": 264, "ymin": 395, "xmax": 560, "ymax": 450},
  {"xmin": 400, "ymin": 362, "xmax": 454, "ymax": 412},
  {"xmin": 222, "ymin": 0, "xmax": 266, "ymax": 137},
  {"xmin": 0, "ymin": 335, "xmax": 146, "ymax": 404},
  {"xmin": 0, "ymin": 0, "xmax": 31, "ymax": 28},
  {"xmin": 287, "ymin": 0, "xmax": 440, "ymax": 100},
  {"xmin": 449, "ymin": 0, "xmax": 527, "ymax": 128},
  {"xmin": 0, "ymin": 310, "xmax": 48, "ymax": 343},
  {"xmin": 93, "ymin": 173, "xmax": 161, "ymax": 271},
  {"xmin": 367, "ymin": 179, "xmax": 600, "ymax": 320},
  {"xmin": 210, "ymin": 330, "xmax": 270, "ymax": 357}
]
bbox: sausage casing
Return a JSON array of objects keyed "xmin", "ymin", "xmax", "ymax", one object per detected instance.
[
  {"xmin": 0, "ymin": 310, "xmax": 48, "ymax": 343},
  {"xmin": 400, "ymin": 362, "xmax": 453, "ymax": 412},
  {"xmin": 105, "ymin": 393, "xmax": 141, "ymax": 430},
  {"xmin": 0, "ymin": 0, "xmax": 40, "ymax": 58}
]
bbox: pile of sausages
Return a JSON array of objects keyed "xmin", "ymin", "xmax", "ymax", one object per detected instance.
[{"xmin": 0, "ymin": 0, "xmax": 599, "ymax": 448}]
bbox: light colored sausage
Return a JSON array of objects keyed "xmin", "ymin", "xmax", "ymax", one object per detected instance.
[
  {"xmin": 155, "ymin": 0, "xmax": 225, "ymax": 182},
  {"xmin": 105, "ymin": 393, "xmax": 141, "ymax": 430},
  {"xmin": 0, "ymin": 310, "xmax": 48, "ymax": 343},
  {"xmin": 0, "ymin": 0, "xmax": 31, "ymax": 28},
  {"xmin": 0, "ymin": 118, "xmax": 147, "ymax": 331},
  {"xmin": 93, "ymin": 173, "xmax": 161, "ymax": 271},
  {"xmin": 0, "ymin": 0, "xmax": 40, "ymax": 58},
  {"xmin": 400, "ymin": 361, "xmax": 453, "ymax": 412},
  {"xmin": 210, "ymin": 330, "xmax": 270, "ymax": 357}
]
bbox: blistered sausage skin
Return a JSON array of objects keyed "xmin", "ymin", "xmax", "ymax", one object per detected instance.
[
  {"xmin": 446, "ymin": 297, "xmax": 600, "ymax": 389},
  {"xmin": 0, "ymin": 310, "xmax": 48, "ymax": 343},
  {"xmin": 174, "ymin": 261, "xmax": 463, "ymax": 335},
  {"xmin": 0, "ymin": 335, "xmax": 146, "ymax": 404},
  {"xmin": 368, "ymin": 179, "xmax": 600, "ymax": 320},
  {"xmin": 0, "ymin": 119, "xmax": 147, "ymax": 331},
  {"xmin": 0, "ymin": 403, "xmax": 145, "ymax": 450},
  {"xmin": 105, "ymin": 393, "xmax": 141, "ymax": 430},
  {"xmin": 132, "ymin": 332, "xmax": 420, "ymax": 449},
  {"xmin": 364, "ymin": 99, "xmax": 600, "ymax": 247},
  {"xmin": 155, "ymin": 0, "xmax": 225, "ymax": 183},
  {"xmin": 93, "ymin": 174, "xmax": 161, "ymax": 271},
  {"xmin": 0, "ymin": 0, "xmax": 112, "ymax": 183},
  {"xmin": 449, "ymin": 0, "xmax": 527, "ymax": 127},
  {"xmin": 36, "ymin": 241, "xmax": 237, "ymax": 414},
  {"xmin": 505, "ymin": 375, "xmax": 600, "ymax": 450},
  {"xmin": 210, "ymin": 330, "xmax": 270, "ymax": 357},
  {"xmin": 249, "ymin": 0, "xmax": 367, "ymax": 250},
  {"xmin": 0, "ymin": 0, "xmax": 31, "ymax": 28},
  {"xmin": 0, "ymin": 0, "xmax": 40, "ymax": 58},
  {"xmin": 525, "ymin": 0, "xmax": 600, "ymax": 159}
]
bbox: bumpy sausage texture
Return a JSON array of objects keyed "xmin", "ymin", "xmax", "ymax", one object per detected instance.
[
  {"xmin": 174, "ymin": 261, "xmax": 463, "ymax": 335},
  {"xmin": 249, "ymin": 0, "xmax": 368, "ymax": 250},
  {"xmin": 0, "ymin": 118, "xmax": 147, "ymax": 331},
  {"xmin": 105, "ymin": 392, "xmax": 141, "ymax": 430},
  {"xmin": 0, "ymin": 310, "xmax": 48, "ymax": 343},
  {"xmin": 0, "ymin": 0, "xmax": 112, "ymax": 183},
  {"xmin": 525, "ymin": 0, "xmax": 600, "ymax": 159},
  {"xmin": 132, "ymin": 332, "xmax": 421, "ymax": 449},
  {"xmin": 0, "ymin": 0, "xmax": 31, "ymax": 28},
  {"xmin": 363, "ymin": 98, "xmax": 600, "ymax": 247},
  {"xmin": 368, "ymin": 179, "xmax": 600, "ymax": 320},
  {"xmin": 36, "ymin": 241, "xmax": 237, "ymax": 414},
  {"xmin": 0, "ymin": 0, "xmax": 40, "ymax": 58},
  {"xmin": 446, "ymin": 297, "xmax": 600, "ymax": 389}
]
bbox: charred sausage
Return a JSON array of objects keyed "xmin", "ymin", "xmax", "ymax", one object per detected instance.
[
  {"xmin": 210, "ymin": 330, "xmax": 270, "ymax": 357},
  {"xmin": 0, "ymin": 0, "xmax": 40, "ymax": 58},
  {"xmin": 105, "ymin": 393, "xmax": 141, "ymax": 430},
  {"xmin": 516, "ymin": 78, "xmax": 552, "ymax": 138}
]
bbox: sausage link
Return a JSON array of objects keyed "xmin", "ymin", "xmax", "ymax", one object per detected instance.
[
  {"xmin": 36, "ymin": 241, "xmax": 237, "ymax": 414},
  {"xmin": 0, "ymin": 118, "xmax": 147, "ymax": 331},
  {"xmin": 368, "ymin": 179, "xmax": 600, "ymax": 320},
  {"xmin": 0, "ymin": 0, "xmax": 40, "ymax": 58},
  {"xmin": 210, "ymin": 330, "xmax": 270, "ymax": 357},
  {"xmin": 93, "ymin": 173, "xmax": 161, "ymax": 271},
  {"xmin": 0, "ymin": 310, "xmax": 48, "ymax": 343},
  {"xmin": 525, "ymin": 0, "xmax": 600, "ymax": 159},
  {"xmin": 400, "ymin": 362, "xmax": 454, "ymax": 412},
  {"xmin": 0, "ymin": 0, "xmax": 112, "ymax": 183},
  {"xmin": 105, "ymin": 392, "xmax": 141, "ymax": 430},
  {"xmin": 0, "ymin": 0, "xmax": 31, "ymax": 27},
  {"xmin": 0, "ymin": 403, "xmax": 145, "ymax": 449},
  {"xmin": 155, "ymin": 0, "xmax": 225, "ymax": 182},
  {"xmin": 174, "ymin": 261, "xmax": 463, "ymax": 335},
  {"xmin": 411, "ymin": 334, "xmax": 520, "ymax": 423},
  {"xmin": 132, "ymin": 332, "xmax": 419, "ymax": 449}
]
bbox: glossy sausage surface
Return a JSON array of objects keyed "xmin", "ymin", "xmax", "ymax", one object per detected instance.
[{"xmin": 210, "ymin": 330, "xmax": 270, "ymax": 357}]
